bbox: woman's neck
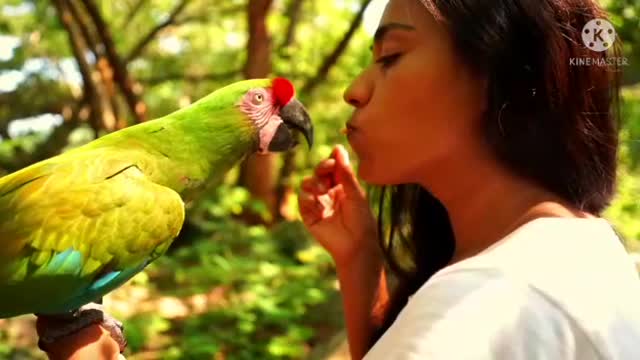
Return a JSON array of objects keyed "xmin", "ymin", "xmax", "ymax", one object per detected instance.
[{"xmin": 417, "ymin": 148, "xmax": 591, "ymax": 265}]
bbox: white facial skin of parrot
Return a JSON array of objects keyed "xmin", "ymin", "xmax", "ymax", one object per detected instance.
[
  {"xmin": 238, "ymin": 79, "xmax": 313, "ymax": 155},
  {"xmin": 239, "ymin": 87, "xmax": 283, "ymax": 154}
]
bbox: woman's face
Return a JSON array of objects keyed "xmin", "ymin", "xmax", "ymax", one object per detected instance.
[{"xmin": 344, "ymin": 0, "xmax": 487, "ymax": 185}]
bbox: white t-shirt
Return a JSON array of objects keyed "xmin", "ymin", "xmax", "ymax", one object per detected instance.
[{"xmin": 364, "ymin": 217, "xmax": 640, "ymax": 359}]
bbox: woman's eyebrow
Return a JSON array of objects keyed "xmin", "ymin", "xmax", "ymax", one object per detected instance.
[{"xmin": 373, "ymin": 23, "xmax": 416, "ymax": 46}]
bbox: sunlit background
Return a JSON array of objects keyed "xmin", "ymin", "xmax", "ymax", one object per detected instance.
[
  {"xmin": 0, "ymin": 0, "xmax": 638, "ymax": 359},
  {"xmin": 0, "ymin": 0, "xmax": 387, "ymax": 138}
]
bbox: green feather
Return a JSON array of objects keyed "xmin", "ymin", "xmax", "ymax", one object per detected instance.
[{"xmin": 0, "ymin": 78, "xmax": 273, "ymax": 316}]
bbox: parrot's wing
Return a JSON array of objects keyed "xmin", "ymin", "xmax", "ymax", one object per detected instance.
[{"xmin": 0, "ymin": 161, "xmax": 185, "ymax": 316}]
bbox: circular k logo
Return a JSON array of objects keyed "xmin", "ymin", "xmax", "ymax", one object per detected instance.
[{"xmin": 582, "ymin": 19, "xmax": 616, "ymax": 52}]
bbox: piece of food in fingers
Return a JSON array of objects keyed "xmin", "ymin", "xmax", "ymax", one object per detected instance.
[{"xmin": 317, "ymin": 193, "xmax": 335, "ymax": 218}]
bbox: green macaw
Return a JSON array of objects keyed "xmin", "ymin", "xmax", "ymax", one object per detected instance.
[{"xmin": 0, "ymin": 77, "xmax": 313, "ymax": 350}]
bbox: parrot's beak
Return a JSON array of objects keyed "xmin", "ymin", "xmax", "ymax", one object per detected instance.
[{"xmin": 269, "ymin": 98, "xmax": 314, "ymax": 152}]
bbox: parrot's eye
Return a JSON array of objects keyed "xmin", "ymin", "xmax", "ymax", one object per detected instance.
[{"xmin": 252, "ymin": 93, "xmax": 264, "ymax": 105}]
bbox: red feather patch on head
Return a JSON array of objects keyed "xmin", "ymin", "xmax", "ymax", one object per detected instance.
[{"xmin": 272, "ymin": 77, "xmax": 295, "ymax": 106}]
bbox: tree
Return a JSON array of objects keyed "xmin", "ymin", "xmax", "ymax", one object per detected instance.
[
  {"xmin": 0, "ymin": 0, "xmax": 376, "ymax": 210},
  {"xmin": 605, "ymin": 0, "xmax": 640, "ymax": 84},
  {"xmin": 237, "ymin": 0, "xmax": 277, "ymax": 224},
  {"xmin": 237, "ymin": 0, "xmax": 373, "ymax": 224}
]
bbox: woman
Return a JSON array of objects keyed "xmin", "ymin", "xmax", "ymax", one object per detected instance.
[
  {"xmin": 37, "ymin": 0, "xmax": 640, "ymax": 359},
  {"xmin": 298, "ymin": 0, "xmax": 640, "ymax": 359}
]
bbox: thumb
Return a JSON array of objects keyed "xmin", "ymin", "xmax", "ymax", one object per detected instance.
[{"xmin": 331, "ymin": 145, "xmax": 361, "ymax": 196}]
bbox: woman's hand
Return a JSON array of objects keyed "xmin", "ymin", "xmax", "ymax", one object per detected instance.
[
  {"xmin": 299, "ymin": 145, "xmax": 386, "ymax": 359},
  {"xmin": 298, "ymin": 145, "xmax": 379, "ymax": 267},
  {"xmin": 36, "ymin": 317, "xmax": 123, "ymax": 360}
]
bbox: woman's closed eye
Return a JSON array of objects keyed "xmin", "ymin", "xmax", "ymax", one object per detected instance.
[{"xmin": 375, "ymin": 53, "xmax": 402, "ymax": 69}]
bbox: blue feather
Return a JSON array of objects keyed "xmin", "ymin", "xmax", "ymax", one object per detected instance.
[
  {"xmin": 89, "ymin": 270, "xmax": 121, "ymax": 291},
  {"xmin": 56, "ymin": 259, "xmax": 150, "ymax": 311},
  {"xmin": 3, "ymin": 247, "xmax": 154, "ymax": 315},
  {"xmin": 36, "ymin": 248, "xmax": 83, "ymax": 276}
]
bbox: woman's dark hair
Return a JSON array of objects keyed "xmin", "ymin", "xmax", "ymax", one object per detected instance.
[{"xmin": 369, "ymin": 0, "xmax": 622, "ymax": 347}]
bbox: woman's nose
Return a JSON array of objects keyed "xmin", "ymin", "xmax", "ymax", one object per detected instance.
[{"xmin": 343, "ymin": 69, "xmax": 372, "ymax": 108}]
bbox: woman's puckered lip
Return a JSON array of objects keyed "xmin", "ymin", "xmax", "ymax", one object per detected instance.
[{"xmin": 345, "ymin": 117, "xmax": 360, "ymax": 131}]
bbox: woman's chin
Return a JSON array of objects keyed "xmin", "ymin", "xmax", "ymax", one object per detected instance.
[
  {"xmin": 357, "ymin": 165, "xmax": 394, "ymax": 186},
  {"xmin": 354, "ymin": 155, "xmax": 405, "ymax": 185},
  {"xmin": 357, "ymin": 162, "xmax": 418, "ymax": 186},
  {"xmin": 355, "ymin": 162, "xmax": 374, "ymax": 183}
]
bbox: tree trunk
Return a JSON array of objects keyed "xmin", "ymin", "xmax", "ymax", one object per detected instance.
[
  {"xmin": 275, "ymin": 0, "xmax": 374, "ymax": 221},
  {"xmin": 53, "ymin": 0, "xmax": 114, "ymax": 136},
  {"xmin": 82, "ymin": 0, "xmax": 148, "ymax": 123},
  {"xmin": 238, "ymin": 0, "xmax": 276, "ymax": 224}
]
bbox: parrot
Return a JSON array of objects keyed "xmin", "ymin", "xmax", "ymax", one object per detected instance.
[{"xmin": 0, "ymin": 77, "xmax": 313, "ymax": 351}]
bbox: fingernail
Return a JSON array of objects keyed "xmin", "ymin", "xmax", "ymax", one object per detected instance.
[{"xmin": 340, "ymin": 146, "xmax": 350, "ymax": 166}]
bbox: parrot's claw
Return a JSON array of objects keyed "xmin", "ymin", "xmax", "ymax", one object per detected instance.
[{"xmin": 37, "ymin": 302, "xmax": 127, "ymax": 353}]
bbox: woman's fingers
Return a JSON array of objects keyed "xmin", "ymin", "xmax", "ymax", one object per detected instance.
[
  {"xmin": 299, "ymin": 191, "xmax": 323, "ymax": 211},
  {"xmin": 331, "ymin": 145, "xmax": 361, "ymax": 196},
  {"xmin": 315, "ymin": 159, "xmax": 337, "ymax": 189},
  {"xmin": 301, "ymin": 177, "xmax": 317, "ymax": 193},
  {"xmin": 329, "ymin": 184, "xmax": 346, "ymax": 205},
  {"xmin": 315, "ymin": 159, "xmax": 336, "ymax": 176},
  {"xmin": 299, "ymin": 150, "xmax": 356, "ymax": 225},
  {"xmin": 301, "ymin": 176, "xmax": 328, "ymax": 195},
  {"xmin": 299, "ymin": 182, "xmax": 347, "ymax": 222},
  {"xmin": 298, "ymin": 191, "xmax": 324, "ymax": 225}
]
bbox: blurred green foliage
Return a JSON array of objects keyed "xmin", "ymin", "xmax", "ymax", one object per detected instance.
[
  {"xmin": 0, "ymin": 0, "xmax": 639, "ymax": 359},
  {"xmin": 121, "ymin": 206, "xmax": 340, "ymax": 359},
  {"xmin": 604, "ymin": 0, "xmax": 640, "ymax": 83},
  {"xmin": 0, "ymin": 1, "xmax": 367, "ymax": 356},
  {"xmin": 606, "ymin": 86, "xmax": 640, "ymax": 250}
]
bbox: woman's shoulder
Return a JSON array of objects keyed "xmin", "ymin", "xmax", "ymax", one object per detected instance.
[
  {"xmin": 368, "ymin": 217, "xmax": 640, "ymax": 359},
  {"xmin": 434, "ymin": 217, "xmax": 640, "ymax": 302},
  {"xmin": 368, "ymin": 260, "xmax": 640, "ymax": 359},
  {"xmin": 432, "ymin": 217, "xmax": 640, "ymax": 332},
  {"xmin": 367, "ymin": 267, "xmax": 600, "ymax": 359}
]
